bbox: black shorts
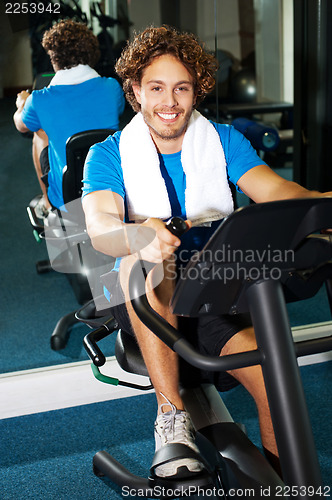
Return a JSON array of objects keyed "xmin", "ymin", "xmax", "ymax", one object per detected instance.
[
  {"xmin": 40, "ymin": 146, "xmax": 50, "ymax": 187},
  {"xmin": 108, "ymin": 271, "xmax": 252, "ymax": 392}
]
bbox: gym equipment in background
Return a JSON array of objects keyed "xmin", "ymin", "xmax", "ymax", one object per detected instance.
[{"xmin": 231, "ymin": 117, "xmax": 280, "ymax": 152}]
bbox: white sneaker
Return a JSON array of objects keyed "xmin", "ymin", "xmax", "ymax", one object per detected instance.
[{"xmin": 154, "ymin": 396, "xmax": 203, "ymax": 478}]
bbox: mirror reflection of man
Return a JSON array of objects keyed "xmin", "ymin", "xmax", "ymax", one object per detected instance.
[{"xmin": 13, "ymin": 19, "xmax": 125, "ymax": 218}]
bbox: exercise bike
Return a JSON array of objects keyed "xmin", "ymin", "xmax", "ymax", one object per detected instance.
[{"xmin": 81, "ymin": 198, "xmax": 332, "ymax": 499}]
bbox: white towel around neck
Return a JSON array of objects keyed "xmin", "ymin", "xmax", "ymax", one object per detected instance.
[
  {"xmin": 119, "ymin": 110, "xmax": 234, "ymax": 225},
  {"xmin": 49, "ymin": 64, "xmax": 100, "ymax": 86}
]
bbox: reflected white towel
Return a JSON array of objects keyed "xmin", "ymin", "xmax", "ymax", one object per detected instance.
[
  {"xmin": 119, "ymin": 110, "xmax": 234, "ymax": 225},
  {"xmin": 49, "ymin": 64, "xmax": 100, "ymax": 86}
]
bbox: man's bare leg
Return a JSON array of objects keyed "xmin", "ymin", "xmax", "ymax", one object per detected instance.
[
  {"xmin": 119, "ymin": 255, "xmax": 183, "ymax": 413},
  {"xmin": 119, "ymin": 254, "xmax": 205, "ymax": 477},
  {"xmin": 32, "ymin": 129, "xmax": 51, "ymax": 209},
  {"xmin": 221, "ymin": 327, "xmax": 278, "ymax": 458}
]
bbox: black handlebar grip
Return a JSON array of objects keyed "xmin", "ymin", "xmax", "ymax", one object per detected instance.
[{"xmin": 165, "ymin": 217, "xmax": 187, "ymax": 237}]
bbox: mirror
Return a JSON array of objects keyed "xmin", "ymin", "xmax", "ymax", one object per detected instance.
[{"xmin": 0, "ymin": 0, "xmax": 302, "ymax": 376}]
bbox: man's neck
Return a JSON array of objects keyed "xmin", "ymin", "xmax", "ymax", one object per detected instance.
[{"xmin": 149, "ymin": 130, "xmax": 184, "ymax": 155}]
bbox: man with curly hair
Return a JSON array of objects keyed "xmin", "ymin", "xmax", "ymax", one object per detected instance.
[
  {"xmin": 13, "ymin": 19, "xmax": 125, "ymax": 215},
  {"xmin": 82, "ymin": 26, "xmax": 331, "ymax": 481}
]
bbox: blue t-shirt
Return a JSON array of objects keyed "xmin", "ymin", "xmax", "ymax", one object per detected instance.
[
  {"xmin": 22, "ymin": 76, "xmax": 125, "ymax": 208},
  {"xmin": 83, "ymin": 121, "xmax": 266, "ymax": 258}
]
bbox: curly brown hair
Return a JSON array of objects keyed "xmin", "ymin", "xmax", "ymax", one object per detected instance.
[
  {"xmin": 42, "ymin": 19, "xmax": 100, "ymax": 70},
  {"xmin": 115, "ymin": 25, "xmax": 218, "ymax": 112}
]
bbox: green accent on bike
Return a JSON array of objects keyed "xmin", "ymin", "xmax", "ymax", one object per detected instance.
[
  {"xmin": 33, "ymin": 230, "xmax": 42, "ymax": 243},
  {"xmin": 91, "ymin": 363, "xmax": 119, "ymax": 386}
]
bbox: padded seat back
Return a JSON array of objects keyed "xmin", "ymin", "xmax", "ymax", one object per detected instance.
[
  {"xmin": 45, "ymin": 129, "xmax": 115, "ymax": 306},
  {"xmin": 63, "ymin": 129, "xmax": 115, "ymax": 205}
]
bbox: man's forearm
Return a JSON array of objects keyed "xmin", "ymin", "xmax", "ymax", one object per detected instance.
[
  {"xmin": 279, "ymin": 181, "xmax": 332, "ymax": 200},
  {"xmin": 86, "ymin": 212, "xmax": 163, "ymax": 262},
  {"xmin": 86, "ymin": 212, "xmax": 131, "ymax": 258},
  {"xmin": 13, "ymin": 109, "xmax": 30, "ymax": 133},
  {"xmin": 13, "ymin": 90, "xmax": 32, "ymax": 133}
]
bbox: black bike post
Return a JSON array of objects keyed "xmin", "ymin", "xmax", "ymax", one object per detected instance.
[{"xmin": 247, "ymin": 278, "xmax": 322, "ymax": 492}]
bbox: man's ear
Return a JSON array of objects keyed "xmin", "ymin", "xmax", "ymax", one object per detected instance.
[{"xmin": 132, "ymin": 83, "xmax": 141, "ymax": 104}]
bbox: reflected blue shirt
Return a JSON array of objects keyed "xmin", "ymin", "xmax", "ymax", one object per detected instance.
[{"xmin": 22, "ymin": 77, "xmax": 125, "ymax": 208}]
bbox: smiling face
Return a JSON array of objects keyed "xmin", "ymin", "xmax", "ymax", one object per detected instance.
[{"xmin": 132, "ymin": 54, "xmax": 196, "ymax": 154}]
